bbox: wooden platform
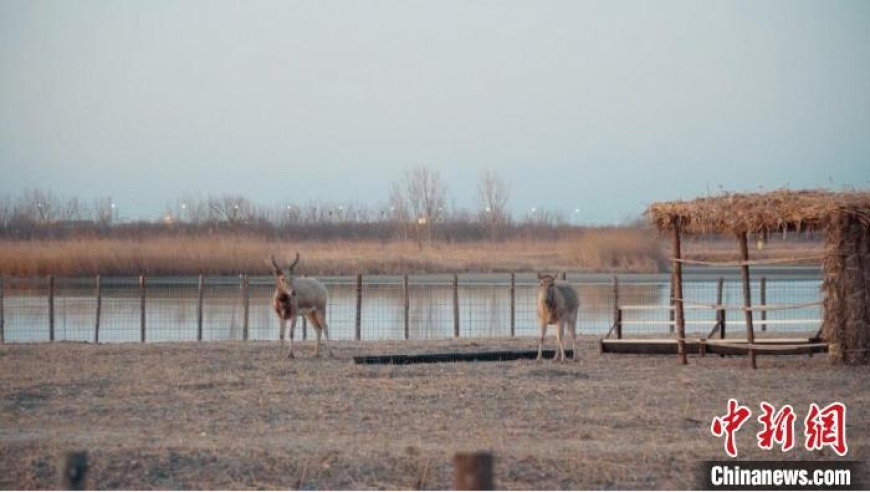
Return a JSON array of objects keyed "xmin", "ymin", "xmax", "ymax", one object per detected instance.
[
  {"xmin": 354, "ymin": 349, "xmax": 574, "ymax": 365},
  {"xmin": 599, "ymin": 338, "xmax": 828, "ymax": 356}
]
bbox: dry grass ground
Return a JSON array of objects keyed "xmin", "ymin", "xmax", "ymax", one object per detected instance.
[{"xmin": 1, "ymin": 338, "xmax": 866, "ymax": 490}]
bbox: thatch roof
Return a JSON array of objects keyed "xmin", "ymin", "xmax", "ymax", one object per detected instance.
[{"xmin": 647, "ymin": 189, "xmax": 870, "ymax": 235}]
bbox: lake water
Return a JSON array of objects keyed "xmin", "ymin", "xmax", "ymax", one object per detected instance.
[{"xmin": 0, "ymin": 268, "xmax": 824, "ymax": 344}]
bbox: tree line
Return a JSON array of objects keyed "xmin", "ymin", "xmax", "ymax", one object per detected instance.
[{"xmin": 1, "ymin": 167, "xmax": 580, "ymax": 243}]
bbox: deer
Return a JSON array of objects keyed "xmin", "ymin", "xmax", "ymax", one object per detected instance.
[
  {"xmin": 536, "ymin": 273, "xmax": 580, "ymax": 363},
  {"xmin": 267, "ymin": 253, "xmax": 332, "ymax": 359}
]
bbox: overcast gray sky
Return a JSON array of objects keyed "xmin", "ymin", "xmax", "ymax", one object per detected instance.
[{"xmin": 1, "ymin": 0, "xmax": 868, "ymax": 224}]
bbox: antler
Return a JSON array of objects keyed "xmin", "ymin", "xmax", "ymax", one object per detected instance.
[
  {"xmin": 287, "ymin": 251, "xmax": 301, "ymax": 272},
  {"xmin": 267, "ymin": 255, "xmax": 283, "ymax": 276}
]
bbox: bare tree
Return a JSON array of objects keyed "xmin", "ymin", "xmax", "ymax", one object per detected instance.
[
  {"xmin": 396, "ymin": 166, "xmax": 447, "ymax": 248},
  {"xmin": 0, "ymin": 193, "xmax": 11, "ymax": 230},
  {"xmin": 207, "ymin": 195, "xmax": 252, "ymax": 226},
  {"xmin": 93, "ymin": 197, "xmax": 114, "ymax": 227},
  {"xmin": 476, "ymin": 169, "xmax": 511, "ymax": 242},
  {"xmin": 388, "ymin": 181, "xmax": 410, "ymax": 240},
  {"xmin": 16, "ymin": 188, "xmax": 60, "ymax": 225}
]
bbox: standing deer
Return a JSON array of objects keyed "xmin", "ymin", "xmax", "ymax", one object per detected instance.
[
  {"xmin": 268, "ymin": 253, "xmax": 332, "ymax": 359},
  {"xmin": 536, "ymin": 273, "xmax": 580, "ymax": 363}
]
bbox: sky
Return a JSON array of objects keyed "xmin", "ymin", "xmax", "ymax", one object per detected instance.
[{"xmin": 1, "ymin": 0, "xmax": 868, "ymax": 224}]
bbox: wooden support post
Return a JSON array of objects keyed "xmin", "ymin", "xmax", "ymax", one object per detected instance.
[
  {"xmin": 355, "ymin": 274, "xmax": 363, "ymax": 341},
  {"xmin": 561, "ymin": 271, "xmax": 567, "ymax": 281},
  {"xmin": 48, "ymin": 275, "xmax": 55, "ymax": 342},
  {"xmin": 94, "ymin": 275, "xmax": 102, "ymax": 344},
  {"xmin": 738, "ymin": 232, "xmax": 757, "ymax": 369},
  {"xmin": 716, "ymin": 277, "xmax": 725, "ymax": 339},
  {"xmin": 612, "ymin": 276, "xmax": 622, "ymax": 339},
  {"xmin": 61, "ymin": 451, "xmax": 88, "ymax": 490},
  {"xmin": 668, "ymin": 273, "xmax": 676, "ymax": 333},
  {"xmin": 302, "ymin": 317, "xmax": 307, "ymax": 341},
  {"xmin": 453, "ymin": 452, "xmax": 494, "ymax": 490},
  {"xmin": 197, "ymin": 274, "xmax": 205, "ymax": 341},
  {"xmin": 671, "ymin": 221, "xmax": 687, "ymax": 365},
  {"xmin": 242, "ymin": 274, "xmax": 249, "ymax": 341},
  {"xmin": 403, "ymin": 274, "xmax": 410, "ymax": 340},
  {"xmin": 509, "ymin": 273, "xmax": 516, "ymax": 337},
  {"xmin": 139, "ymin": 275, "xmax": 146, "ymax": 343},
  {"xmin": 0, "ymin": 276, "xmax": 4, "ymax": 344},
  {"xmin": 453, "ymin": 273, "xmax": 460, "ymax": 338},
  {"xmin": 760, "ymin": 276, "xmax": 767, "ymax": 332}
]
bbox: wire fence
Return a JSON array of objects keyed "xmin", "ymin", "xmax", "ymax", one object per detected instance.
[{"xmin": 0, "ymin": 272, "xmax": 824, "ymax": 344}]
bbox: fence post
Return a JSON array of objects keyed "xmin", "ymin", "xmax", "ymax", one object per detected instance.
[
  {"xmin": 716, "ymin": 277, "xmax": 725, "ymax": 339},
  {"xmin": 403, "ymin": 274, "xmax": 410, "ymax": 340},
  {"xmin": 453, "ymin": 452, "xmax": 494, "ymax": 490},
  {"xmin": 49, "ymin": 275, "xmax": 55, "ymax": 342},
  {"xmin": 613, "ymin": 276, "xmax": 622, "ymax": 339},
  {"xmin": 509, "ymin": 273, "xmax": 516, "ymax": 337},
  {"xmin": 668, "ymin": 273, "xmax": 675, "ymax": 333},
  {"xmin": 453, "ymin": 274, "xmax": 460, "ymax": 338},
  {"xmin": 737, "ymin": 232, "xmax": 757, "ymax": 369},
  {"xmin": 197, "ymin": 275, "xmax": 205, "ymax": 341},
  {"xmin": 0, "ymin": 276, "xmax": 4, "ymax": 344},
  {"xmin": 95, "ymin": 275, "xmax": 101, "ymax": 344},
  {"xmin": 242, "ymin": 274, "xmax": 249, "ymax": 342},
  {"xmin": 61, "ymin": 451, "xmax": 88, "ymax": 490},
  {"xmin": 139, "ymin": 275, "xmax": 146, "ymax": 343},
  {"xmin": 302, "ymin": 316, "xmax": 307, "ymax": 340},
  {"xmin": 355, "ymin": 274, "xmax": 363, "ymax": 341},
  {"xmin": 760, "ymin": 276, "xmax": 767, "ymax": 332}
]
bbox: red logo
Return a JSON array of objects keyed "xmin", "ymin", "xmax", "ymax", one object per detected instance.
[
  {"xmin": 756, "ymin": 402, "xmax": 796, "ymax": 452},
  {"xmin": 805, "ymin": 402, "xmax": 848, "ymax": 456},
  {"xmin": 711, "ymin": 399, "xmax": 752, "ymax": 458}
]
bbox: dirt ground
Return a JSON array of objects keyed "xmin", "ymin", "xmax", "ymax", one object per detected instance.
[{"xmin": 1, "ymin": 337, "xmax": 867, "ymax": 490}]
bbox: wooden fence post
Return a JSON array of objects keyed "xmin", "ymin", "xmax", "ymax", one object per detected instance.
[
  {"xmin": 48, "ymin": 275, "xmax": 55, "ymax": 342},
  {"xmin": 453, "ymin": 274, "xmax": 460, "ymax": 338},
  {"xmin": 760, "ymin": 276, "xmax": 767, "ymax": 332},
  {"xmin": 561, "ymin": 271, "xmax": 567, "ymax": 281},
  {"xmin": 668, "ymin": 273, "xmax": 676, "ymax": 333},
  {"xmin": 671, "ymin": 221, "xmax": 687, "ymax": 365},
  {"xmin": 403, "ymin": 274, "xmax": 410, "ymax": 340},
  {"xmin": 0, "ymin": 276, "xmax": 4, "ymax": 344},
  {"xmin": 453, "ymin": 452, "xmax": 494, "ymax": 490},
  {"xmin": 61, "ymin": 451, "xmax": 88, "ymax": 490},
  {"xmin": 302, "ymin": 317, "xmax": 307, "ymax": 341},
  {"xmin": 139, "ymin": 275, "xmax": 146, "ymax": 343},
  {"xmin": 94, "ymin": 275, "xmax": 102, "ymax": 344},
  {"xmin": 509, "ymin": 273, "xmax": 516, "ymax": 337},
  {"xmin": 355, "ymin": 274, "xmax": 363, "ymax": 341},
  {"xmin": 613, "ymin": 276, "xmax": 622, "ymax": 339},
  {"xmin": 737, "ymin": 232, "xmax": 757, "ymax": 369},
  {"xmin": 197, "ymin": 274, "xmax": 204, "ymax": 341},
  {"xmin": 242, "ymin": 274, "xmax": 249, "ymax": 341},
  {"xmin": 717, "ymin": 277, "xmax": 725, "ymax": 339}
]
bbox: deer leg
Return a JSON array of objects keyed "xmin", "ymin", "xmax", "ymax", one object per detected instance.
[
  {"xmin": 308, "ymin": 313, "xmax": 322, "ymax": 357},
  {"xmin": 570, "ymin": 319, "xmax": 578, "ymax": 362},
  {"xmin": 278, "ymin": 318, "xmax": 286, "ymax": 358},
  {"xmin": 287, "ymin": 315, "xmax": 297, "ymax": 359},
  {"xmin": 316, "ymin": 311, "xmax": 334, "ymax": 357},
  {"xmin": 554, "ymin": 321, "xmax": 566, "ymax": 362},
  {"xmin": 536, "ymin": 320, "xmax": 548, "ymax": 363}
]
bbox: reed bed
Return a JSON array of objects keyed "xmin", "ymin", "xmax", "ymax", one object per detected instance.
[{"xmin": 0, "ymin": 230, "xmax": 669, "ymax": 277}]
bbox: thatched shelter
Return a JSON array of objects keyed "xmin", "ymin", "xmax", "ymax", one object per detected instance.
[{"xmin": 647, "ymin": 189, "xmax": 870, "ymax": 366}]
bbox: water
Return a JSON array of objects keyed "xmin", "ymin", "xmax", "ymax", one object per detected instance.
[{"xmin": 0, "ymin": 269, "xmax": 824, "ymax": 344}]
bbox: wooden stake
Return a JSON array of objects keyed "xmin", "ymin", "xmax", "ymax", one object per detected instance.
[
  {"xmin": 197, "ymin": 274, "xmax": 204, "ymax": 341},
  {"xmin": 716, "ymin": 277, "xmax": 725, "ymax": 340},
  {"xmin": 403, "ymin": 274, "xmax": 410, "ymax": 340},
  {"xmin": 453, "ymin": 452, "xmax": 494, "ymax": 490},
  {"xmin": 0, "ymin": 276, "xmax": 4, "ymax": 344},
  {"xmin": 760, "ymin": 276, "xmax": 767, "ymax": 332},
  {"xmin": 49, "ymin": 275, "xmax": 55, "ymax": 342},
  {"xmin": 355, "ymin": 274, "xmax": 363, "ymax": 341},
  {"xmin": 139, "ymin": 275, "xmax": 146, "ymax": 343},
  {"xmin": 613, "ymin": 276, "xmax": 622, "ymax": 339},
  {"xmin": 738, "ymin": 232, "xmax": 757, "ymax": 369},
  {"xmin": 668, "ymin": 272, "xmax": 676, "ymax": 333},
  {"xmin": 671, "ymin": 221, "xmax": 687, "ymax": 365},
  {"xmin": 509, "ymin": 273, "xmax": 516, "ymax": 337},
  {"xmin": 242, "ymin": 274, "xmax": 249, "ymax": 341},
  {"xmin": 453, "ymin": 273, "xmax": 460, "ymax": 338},
  {"xmin": 95, "ymin": 276, "xmax": 102, "ymax": 344}
]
